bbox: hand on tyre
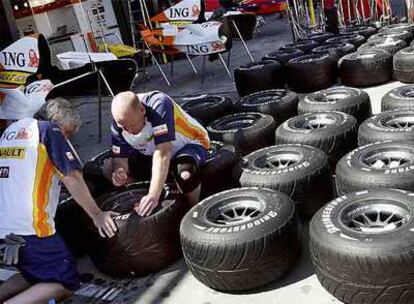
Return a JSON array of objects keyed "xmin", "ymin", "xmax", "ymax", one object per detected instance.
[
  {"xmin": 112, "ymin": 168, "xmax": 128, "ymax": 187},
  {"xmin": 134, "ymin": 194, "xmax": 159, "ymax": 216},
  {"xmin": 93, "ymin": 211, "xmax": 119, "ymax": 238}
]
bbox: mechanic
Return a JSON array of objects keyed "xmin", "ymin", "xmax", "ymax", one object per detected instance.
[
  {"xmin": 108, "ymin": 91, "xmax": 210, "ymax": 216},
  {"xmin": 0, "ymin": 98, "xmax": 118, "ymax": 304}
]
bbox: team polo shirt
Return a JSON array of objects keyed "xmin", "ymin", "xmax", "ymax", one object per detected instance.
[
  {"xmin": 0, "ymin": 118, "xmax": 81, "ymax": 238},
  {"xmin": 111, "ymin": 91, "xmax": 210, "ymax": 157}
]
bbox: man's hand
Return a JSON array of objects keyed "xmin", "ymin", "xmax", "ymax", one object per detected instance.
[
  {"xmin": 112, "ymin": 167, "xmax": 128, "ymax": 187},
  {"xmin": 134, "ymin": 194, "xmax": 159, "ymax": 216},
  {"xmin": 92, "ymin": 211, "xmax": 119, "ymax": 238}
]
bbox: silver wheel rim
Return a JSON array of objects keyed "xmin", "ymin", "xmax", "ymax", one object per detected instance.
[
  {"xmin": 383, "ymin": 116, "xmax": 414, "ymax": 128},
  {"xmin": 401, "ymin": 88, "xmax": 414, "ymax": 97},
  {"xmin": 253, "ymin": 151, "xmax": 303, "ymax": 170},
  {"xmin": 319, "ymin": 91, "xmax": 351, "ymax": 102},
  {"xmin": 295, "ymin": 114, "xmax": 337, "ymax": 130},
  {"xmin": 207, "ymin": 199, "xmax": 264, "ymax": 226},
  {"xmin": 342, "ymin": 202, "xmax": 410, "ymax": 233},
  {"xmin": 363, "ymin": 150, "xmax": 412, "ymax": 169}
]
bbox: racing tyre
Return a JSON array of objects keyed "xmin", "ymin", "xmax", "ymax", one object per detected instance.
[
  {"xmin": 235, "ymin": 89, "xmax": 299, "ymax": 126},
  {"xmin": 298, "ymin": 86, "xmax": 371, "ymax": 124},
  {"xmin": 311, "ymin": 42, "xmax": 356, "ymax": 61},
  {"xmin": 340, "ymin": 26, "xmax": 377, "ymax": 39},
  {"xmin": 239, "ymin": 144, "xmax": 334, "ymax": 218},
  {"xmin": 279, "ymin": 39, "xmax": 319, "ymax": 53},
  {"xmin": 89, "ymin": 182, "xmax": 184, "ymax": 277},
  {"xmin": 394, "ymin": 47, "xmax": 414, "ymax": 83},
  {"xmin": 234, "ymin": 60, "xmax": 285, "ymax": 97},
  {"xmin": 339, "ymin": 49, "xmax": 393, "ymax": 87},
  {"xmin": 200, "ymin": 141, "xmax": 240, "ymax": 199},
  {"xmin": 179, "ymin": 95, "xmax": 233, "ymax": 125},
  {"xmin": 305, "ymin": 32, "xmax": 336, "ymax": 43},
  {"xmin": 381, "ymin": 23, "xmax": 414, "ymax": 35},
  {"xmin": 325, "ymin": 34, "xmax": 366, "ymax": 47},
  {"xmin": 207, "ymin": 112, "xmax": 276, "ymax": 156},
  {"xmin": 358, "ymin": 37, "xmax": 407, "ymax": 55},
  {"xmin": 369, "ymin": 30, "xmax": 413, "ymax": 43},
  {"xmin": 382, "ymin": 85, "xmax": 414, "ymax": 111},
  {"xmin": 180, "ymin": 188, "xmax": 300, "ymax": 291},
  {"xmin": 335, "ymin": 141, "xmax": 414, "ymax": 194},
  {"xmin": 286, "ymin": 53, "xmax": 337, "ymax": 93},
  {"xmin": 358, "ymin": 110, "xmax": 414, "ymax": 146},
  {"xmin": 262, "ymin": 48, "xmax": 304, "ymax": 64},
  {"xmin": 83, "ymin": 149, "xmax": 113, "ymax": 198},
  {"xmin": 55, "ymin": 197, "xmax": 97, "ymax": 257},
  {"xmin": 310, "ymin": 189, "xmax": 414, "ymax": 304},
  {"xmin": 275, "ymin": 111, "xmax": 358, "ymax": 169}
]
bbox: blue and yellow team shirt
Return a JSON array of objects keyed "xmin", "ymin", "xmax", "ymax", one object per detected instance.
[
  {"xmin": 111, "ymin": 91, "xmax": 210, "ymax": 158},
  {"xmin": 0, "ymin": 118, "xmax": 81, "ymax": 238}
]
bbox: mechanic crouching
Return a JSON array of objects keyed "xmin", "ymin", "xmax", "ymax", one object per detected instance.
[
  {"xmin": 107, "ymin": 91, "xmax": 210, "ymax": 216},
  {"xmin": 0, "ymin": 98, "xmax": 117, "ymax": 304}
]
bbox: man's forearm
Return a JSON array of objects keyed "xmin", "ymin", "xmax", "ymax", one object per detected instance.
[
  {"xmin": 62, "ymin": 170, "xmax": 101, "ymax": 219},
  {"xmin": 149, "ymin": 149, "xmax": 170, "ymax": 199}
]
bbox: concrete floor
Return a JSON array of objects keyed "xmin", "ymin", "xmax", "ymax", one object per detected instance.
[{"xmin": 0, "ymin": 14, "xmax": 409, "ymax": 304}]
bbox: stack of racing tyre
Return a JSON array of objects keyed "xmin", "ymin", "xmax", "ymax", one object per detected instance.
[{"xmin": 53, "ymin": 22, "xmax": 414, "ymax": 302}]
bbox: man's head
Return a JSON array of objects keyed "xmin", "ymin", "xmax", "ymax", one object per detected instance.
[
  {"xmin": 111, "ymin": 91, "xmax": 145, "ymax": 134},
  {"xmin": 38, "ymin": 97, "xmax": 81, "ymax": 138}
]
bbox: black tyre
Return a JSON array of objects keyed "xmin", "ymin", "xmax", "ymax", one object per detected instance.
[
  {"xmin": 89, "ymin": 183, "xmax": 184, "ymax": 277},
  {"xmin": 180, "ymin": 188, "xmax": 300, "ymax": 291},
  {"xmin": 234, "ymin": 60, "xmax": 285, "ymax": 97},
  {"xmin": 200, "ymin": 141, "xmax": 240, "ymax": 199},
  {"xmin": 339, "ymin": 49, "xmax": 393, "ymax": 87},
  {"xmin": 279, "ymin": 39, "xmax": 319, "ymax": 53},
  {"xmin": 305, "ymin": 31, "xmax": 336, "ymax": 43},
  {"xmin": 207, "ymin": 112, "xmax": 276, "ymax": 156},
  {"xmin": 179, "ymin": 95, "xmax": 233, "ymax": 125},
  {"xmin": 311, "ymin": 42, "xmax": 355, "ymax": 60},
  {"xmin": 325, "ymin": 33, "xmax": 366, "ymax": 47},
  {"xmin": 83, "ymin": 149, "xmax": 113, "ymax": 198},
  {"xmin": 310, "ymin": 189, "xmax": 414, "ymax": 304},
  {"xmin": 235, "ymin": 89, "xmax": 299, "ymax": 126},
  {"xmin": 382, "ymin": 85, "xmax": 414, "ymax": 111},
  {"xmin": 262, "ymin": 48, "xmax": 304, "ymax": 64},
  {"xmin": 358, "ymin": 110, "xmax": 414, "ymax": 146},
  {"xmin": 394, "ymin": 47, "xmax": 414, "ymax": 83},
  {"xmin": 275, "ymin": 111, "xmax": 358, "ymax": 169},
  {"xmin": 381, "ymin": 22, "xmax": 414, "ymax": 35},
  {"xmin": 358, "ymin": 37, "xmax": 407, "ymax": 55},
  {"xmin": 369, "ymin": 30, "xmax": 413, "ymax": 43},
  {"xmin": 298, "ymin": 86, "xmax": 372, "ymax": 124},
  {"xmin": 55, "ymin": 197, "xmax": 97, "ymax": 257},
  {"xmin": 239, "ymin": 144, "xmax": 334, "ymax": 218},
  {"xmin": 340, "ymin": 26, "xmax": 377, "ymax": 39},
  {"xmin": 336, "ymin": 141, "xmax": 414, "ymax": 194},
  {"xmin": 286, "ymin": 53, "xmax": 337, "ymax": 93}
]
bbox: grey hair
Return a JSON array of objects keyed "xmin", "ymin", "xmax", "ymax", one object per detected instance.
[{"xmin": 38, "ymin": 98, "xmax": 81, "ymax": 132}]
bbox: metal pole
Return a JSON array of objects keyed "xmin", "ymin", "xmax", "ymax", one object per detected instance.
[
  {"xmin": 98, "ymin": 70, "xmax": 115, "ymax": 98},
  {"xmin": 127, "ymin": 0, "xmax": 137, "ymax": 48},
  {"xmin": 97, "ymin": 69, "xmax": 102, "ymax": 142},
  {"xmin": 185, "ymin": 54, "xmax": 198, "ymax": 74},
  {"xmin": 201, "ymin": 55, "xmax": 206, "ymax": 86},
  {"xmin": 144, "ymin": 41, "xmax": 171, "ymax": 86},
  {"xmin": 231, "ymin": 19, "xmax": 254, "ymax": 62},
  {"xmin": 218, "ymin": 53, "xmax": 232, "ymax": 79},
  {"xmin": 308, "ymin": 0, "xmax": 316, "ymax": 26},
  {"xmin": 138, "ymin": 0, "xmax": 148, "ymax": 27}
]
